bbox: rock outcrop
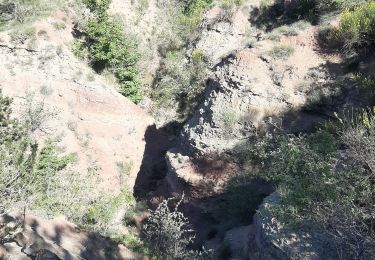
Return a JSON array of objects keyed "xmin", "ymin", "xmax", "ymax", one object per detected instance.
[
  {"xmin": 181, "ymin": 23, "xmax": 328, "ymax": 155},
  {"xmin": 252, "ymin": 193, "xmax": 337, "ymax": 260},
  {"xmin": 0, "ymin": 214, "xmax": 137, "ymax": 260}
]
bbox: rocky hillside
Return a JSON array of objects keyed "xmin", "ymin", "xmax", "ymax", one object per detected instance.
[
  {"xmin": 1, "ymin": 0, "xmax": 374, "ymax": 259},
  {"xmin": 0, "ymin": 10, "xmax": 154, "ymax": 192}
]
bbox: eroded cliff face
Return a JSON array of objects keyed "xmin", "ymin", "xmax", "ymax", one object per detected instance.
[
  {"xmin": 0, "ymin": 9, "xmax": 154, "ymax": 259},
  {"xmin": 0, "ymin": 1, "xmax": 354, "ymax": 259},
  {"xmin": 162, "ymin": 2, "xmax": 346, "ymax": 258},
  {"xmin": 165, "ymin": 0, "xmax": 335, "ymax": 201},
  {"xmin": 181, "ymin": 13, "xmax": 329, "ymax": 155},
  {"xmin": 0, "ymin": 11, "xmax": 154, "ymax": 192}
]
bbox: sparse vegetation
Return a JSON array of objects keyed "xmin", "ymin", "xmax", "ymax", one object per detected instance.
[
  {"xmin": 116, "ymin": 160, "xmax": 133, "ymax": 188},
  {"xmin": 152, "ymin": 49, "xmax": 207, "ymax": 119},
  {"xmin": 0, "ymin": 0, "xmax": 71, "ymax": 31},
  {"xmin": 20, "ymin": 92, "xmax": 58, "ymax": 134},
  {"xmin": 268, "ymin": 44, "xmax": 294, "ymax": 59},
  {"xmin": 222, "ymin": 110, "xmax": 237, "ymax": 134},
  {"xmin": 266, "ymin": 20, "xmax": 309, "ymax": 41},
  {"xmin": 9, "ymin": 26, "xmax": 36, "ymax": 44},
  {"xmin": 337, "ymin": 2, "xmax": 375, "ymax": 50},
  {"xmin": 0, "ymin": 89, "xmax": 139, "ymax": 247},
  {"xmin": 235, "ymin": 111, "xmax": 375, "ymax": 259},
  {"xmin": 73, "ymin": 0, "xmax": 143, "ymax": 102},
  {"xmin": 52, "ymin": 21, "xmax": 66, "ymax": 30},
  {"xmin": 2, "ymin": 0, "xmax": 375, "ymax": 258},
  {"xmin": 144, "ymin": 196, "xmax": 211, "ymax": 260}
]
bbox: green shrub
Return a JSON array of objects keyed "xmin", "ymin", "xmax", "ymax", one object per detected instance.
[
  {"xmin": 52, "ymin": 21, "xmax": 66, "ymax": 30},
  {"xmin": 143, "ymin": 196, "xmax": 211, "ymax": 260},
  {"xmin": 222, "ymin": 110, "xmax": 237, "ymax": 134},
  {"xmin": 268, "ymin": 44, "xmax": 294, "ymax": 59},
  {"xmin": 257, "ymin": 114, "xmax": 375, "ymax": 258},
  {"xmin": 260, "ymin": 0, "xmax": 272, "ymax": 10},
  {"xmin": 75, "ymin": 0, "xmax": 143, "ymax": 103},
  {"xmin": 85, "ymin": 190, "xmax": 135, "ymax": 233},
  {"xmin": 219, "ymin": 0, "xmax": 245, "ymax": 9},
  {"xmin": 337, "ymin": 2, "xmax": 375, "ymax": 50},
  {"xmin": 0, "ymin": 90, "xmax": 137, "ymax": 240},
  {"xmin": 0, "ymin": 0, "xmax": 65, "ymax": 31},
  {"xmin": 9, "ymin": 26, "xmax": 36, "ymax": 44},
  {"xmin": 152, "ymin": 49, "xmax": 207, "ymax": 119},
  {"xmin": 115, "ymin": 232, "xmax": 148, "ymax": 255},
  {"xmin": 191, "ymin": 48, "xmax": 204, "ymax": 64},
  {"xmin": 83, "ymin": 0, "xmax": 111, "ymax": 13},
  {"xmin": 72, "ymin": 39, "xmax": 89, "ymax": 60},
  {"xmin": 183, "ymin": 0, "xmax": 212, "ymax": 30}
]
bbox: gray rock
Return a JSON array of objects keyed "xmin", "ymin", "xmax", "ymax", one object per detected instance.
[
  {"xmin": 253, "ymin": 193, "xmax": 336, "ymax": 260},
  {"xmin": 181, "ymin": 49, "xmax": 288, "ymax": 155}
]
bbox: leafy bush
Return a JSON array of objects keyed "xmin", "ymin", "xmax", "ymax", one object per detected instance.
[
  {"xmin": 52, "ymin": 21, "xmax": 66, "ymax": 30},
  {"xmin": 152, "ymin": 50, "xmax": 207, "ymax": 119},
  {"xmin": 257, "ymin": 114, "xmax": 375, "ymax": 258},
  {"xmin": 0, "ymin": 0, "xmax": 66, "ymax": 31},
  {"xmin": 85, "ymin": 190, "xmax": 136, "ymax": 234},
  {"xmin": 268, "ymin": 44, "xmax": 294, "ymax": 59},
  {"xmin": 143, "ymin": 196, "xmax": 211, "ymax": 260},
  {"xmin": 182, "ymin": 0, "xmax": 212, "ymax": 30},
  {"xmin": 337, "ymin": 2, "xmax": 375, "ymax": 50},
  {"xmin": 219, "ymin": 0, "xmax": 245, "ymax": 9},
  {"xmin": 75, "ymin": 0, "xmax": 143, "ymax": 103}
]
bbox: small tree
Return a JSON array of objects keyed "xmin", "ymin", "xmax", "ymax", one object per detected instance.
[{"xmin": 76, "ymin": 0, "xmax": 143, "ymax": 102}]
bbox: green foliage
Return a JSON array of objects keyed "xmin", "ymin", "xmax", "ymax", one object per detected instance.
[
  {"xmin": 219, "ymin": 0, "xmax": 245, "ymax": 9},
  {"xmin": 265, "ymin": 133, "xmax": 338, "ymax": 222},
  {"xmin": 337, "ymin": 2, "xmax": 375, "ymax": 49},
  {"xmin": 191, "ymin": 48, "xmax": 204, "ymax": 64},
  {"xmin": 83, "ymin": 0, "xmax": 111, "ymax": 13},
  {"xmin": 76, "ymin": 0, "xmax": 143, "ymax": 103},
  {"xmin": 0, "ymin": 89, "xmax": 37, "ymax": 212},
  {"xmin": 52, "ymin": 21, "xmax": 66, "ymax": 30},
  {"xmin": 0, "ymin": 0, "xmax": 66, "ymax": 31},
  {"xmin": 260, "ymin": 0, "xmax": 272, "ymax": 10},
  {"xmin": 0, "ymin": 90, "xmax": 137, "ymax": 240},
  {"xmin": 253, "ymin": 113, "xmax": 375, "ymax": 258},
  {"xmin": 72, "ymin": 39, "xmax": 89, "ymax": 60},
  {"xmin": 222, "ymin": 110, "xmax": 237, "ymax": 134},
  {"xmin": 0, "ymin": 90, "xmax": 26, "ymax": 143},
  {"xmin": 152, "ymin": 50, "xmax": 207, "ymax": 119},
  {"xmin": 144, "ymin": 196, "xmax": 211, "ymax": 260},
  {"xmin": 183, "ymin": 0, "xmax": 212, "ymax": 29},
  {"xmin": 9, "ymin": 26, "xmax": 36, "ymax": 44},
  {"xmin": 35, "ymin": 139, "xmax": 77, "ymax": 173},
  {"xmin": 268, "ymin": 44, "xmax": 294, "ymax": 59},
  {"xmin": 354, "ymin": 74, "xmax": 375, "ymax": 104},
  {"xmin": 85, "ymin": 190, "xmax": 135, "ymax": 233},
  {"xmin": 115, "ymin": 232, "xmax": 148, "ymax": 255}
]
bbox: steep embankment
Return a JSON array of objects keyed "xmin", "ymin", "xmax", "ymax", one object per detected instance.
[
  {"xmin": 0, "ymin": 10, "xmax": 154, "ymax": 192},
  {"xmin": 157, "ymin": 2, "xmax": 349, "ymax": 258},
  {"xmin": 0, "ymin": 9, "xmax": 153, "ymax": 260},
  {"xmin": 1, "ymin": 0, "xmax": 372, "ymax": 259}
]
